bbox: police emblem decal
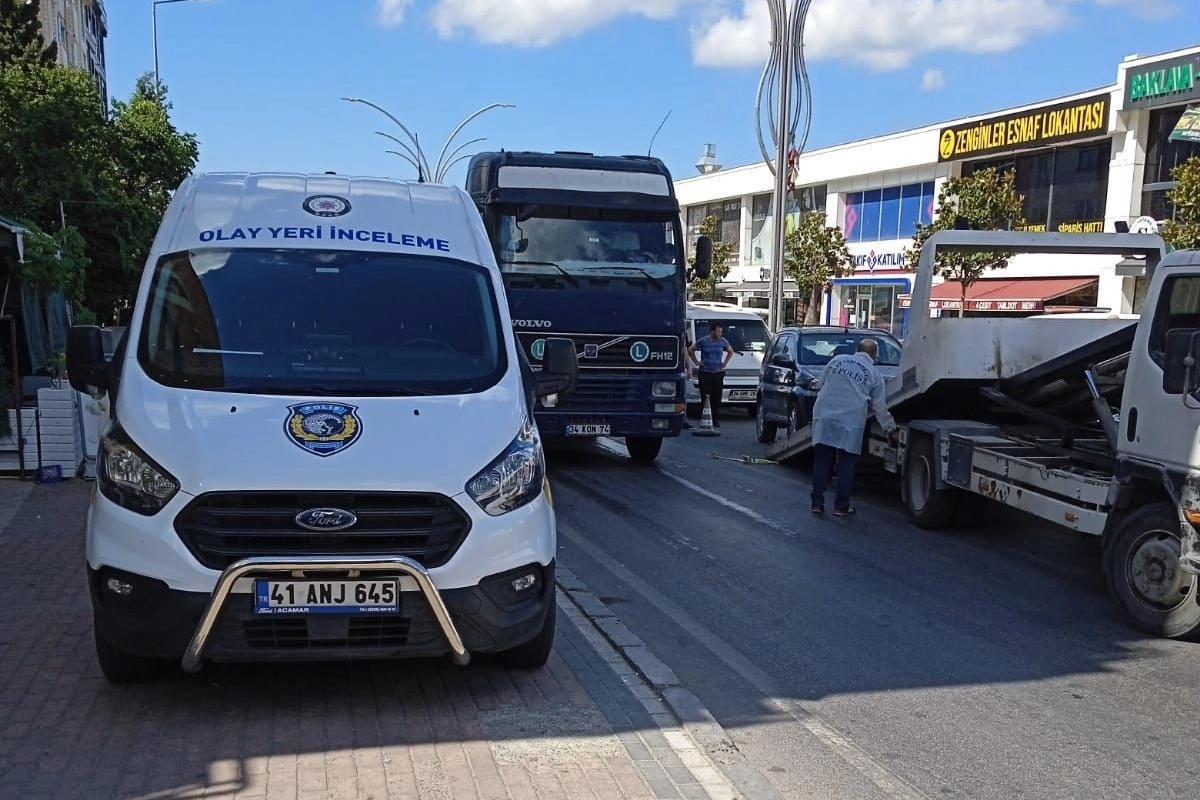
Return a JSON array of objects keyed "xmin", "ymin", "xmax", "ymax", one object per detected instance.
[
  {"xmin": 302, "ymin": 195, "xmax": 351, "ymax": 218},
  {"xmin": 284, "ymin": 403, "xmax": 363, "ymax": 456}
]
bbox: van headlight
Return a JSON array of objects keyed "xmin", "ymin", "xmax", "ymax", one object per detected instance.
[
  {"xmin": 651, "ymin": 380, "xmax": 676, "ymax": 398},
  {"xmin": 96, "ymin": 424, "xmax": 180, "ymax": 516},
  {"xmin": 466, "ymin": 416, "xmax": 545, "ymax": 516}
]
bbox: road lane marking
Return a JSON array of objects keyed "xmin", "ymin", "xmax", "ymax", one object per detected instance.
[{"xmin": 560, "ymin": 521, "xmax": 933, "ymax": 800}]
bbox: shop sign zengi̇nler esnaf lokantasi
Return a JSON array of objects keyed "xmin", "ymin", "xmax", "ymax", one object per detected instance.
[{"xmin": 937, "ymin": 93, "xmax": 1110, "ymax": 162}]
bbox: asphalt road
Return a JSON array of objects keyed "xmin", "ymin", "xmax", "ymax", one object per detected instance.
[{"xmin": 544, "ymin": 410, "xmax": 1200, "ymax": 800}]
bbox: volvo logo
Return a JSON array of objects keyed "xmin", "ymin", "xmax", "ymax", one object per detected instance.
[
  {"xmin": 513, "ymin": 319, "xmax": 553, "ymax": 328},
  {"xmin": 295, "ymin": 507, "xmax": 358, "ymax": 532}
]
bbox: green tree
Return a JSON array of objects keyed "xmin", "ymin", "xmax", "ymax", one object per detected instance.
[
  {"xmin": 0, "ymin": 0, "xmax": 57, "ymax": 68},
  {"xmin": 15, "ymin": 219, "xmax": 89, "ymax": 301},
  {"xmin": 1161, "ymin": 155, "xmax": 1200, "ymax": 252},
  {"xmin": 904, "ymin": 167, "xmax": 1025, "ymax": 317},
  {"xmin": 688, "ymin": 215, "xmax": 734, "ymax": 299},
  {"xmin": 86, "ymin": 74, "xmax": 199, "ymax": 320},
  {"xmin": 783, "ymin": 210, "xmax": 853, "ymax": 324}
]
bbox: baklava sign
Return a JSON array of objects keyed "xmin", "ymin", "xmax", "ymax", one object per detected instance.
[{"xmin": 937, "ymin": 93, "xmax": 1111, "ymax": 162}]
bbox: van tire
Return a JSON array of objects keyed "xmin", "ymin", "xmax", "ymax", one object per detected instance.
[
  {"xmin": 94, "ymin": 619, "xmax": 164, "ymax": 684},
  {"xmin": 497, "ymin": 600, "xmax": 556, "ymax": 669},
  {"xmin": 1103, "ymin": 503, "xmax": 1200, "ymax": 639},
  {"xmin": 626, "ymin": 436, "xmax": 663, "ymax": 462},
  {"xmin": 904, "ymin": 435, "xmax": 958, "ymax": 530}
]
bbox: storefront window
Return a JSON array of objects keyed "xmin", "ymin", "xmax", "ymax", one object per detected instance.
[
  {"xmin": 832, "ymin": 282, "xmax": 907, "ymax": 339},
  {"xmin": 686, "ymin": 201, "xmax": 739, "ymax": 261},
  {"xmin": 1141, "ymin": 105, "xmax": 1200, "ymax": 220},
  {"xmin": 964, "ymin": 141, "xmax": 1110, "ymax": 233},
  {"xmin": 844, "ymin": 181, "xmax": 936, "ymax": 243},
  {"xmin": 750, "ymin": 194, "xmax": 771, "ymax": 266}
]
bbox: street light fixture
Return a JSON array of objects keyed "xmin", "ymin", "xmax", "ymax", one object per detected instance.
[
  {"xmin": 152, "ymin": 0, "xmax": 211, "ymax": 97},
  {"xmin": 342, "ymin": 97, "xmax": 514, "ymax": 183}
]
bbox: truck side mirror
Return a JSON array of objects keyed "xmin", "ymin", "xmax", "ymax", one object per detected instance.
[
  {"xmin": 535, "ymin": 337, "xmax": 578, "ymax": 404},
  {"xmin": 66, "ymin": 325, "xmax": 111, "ymax": 397},
  {"xmin": 1163, "ymin": 329, "xmax": 1200, "ymax": 396},
  {"xmin": 692, "ymin": 235, "xmax": 713, "ymax": 281}
]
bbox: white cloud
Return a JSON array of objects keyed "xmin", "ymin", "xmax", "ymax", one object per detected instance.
[
  {"xmin": 921, "ymin": 68, "xmax": 947, "ymax": 91},
  {"xmin": 424, "ymin": 0, "xmax": 684, "ymax": 48},
  {"xmin": 690, "ymin": 0, "xmax": 1074, "ymax": 70},
  {"xmin": 374, "ymin": 0, "xmax": 1183, "ymax": 68},
  {"xmin": 376, "ymin": 0, "xmax": 413, "ymax": 26},
  {"xmin": 1090, "ymin": 0, "xmax": 1181, "ymax": 20}
]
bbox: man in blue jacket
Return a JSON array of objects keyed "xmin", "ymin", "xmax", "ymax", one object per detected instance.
[{"xmin": 808, "ymin": 338, "xmax": 897, "ymax": 516}]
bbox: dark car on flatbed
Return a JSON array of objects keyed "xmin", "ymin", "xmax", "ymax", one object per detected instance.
[{"xmin": 755, "ymin": 325, "xmax": 903, "ymax": 444}]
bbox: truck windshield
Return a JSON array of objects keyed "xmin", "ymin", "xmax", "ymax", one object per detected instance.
[
  {"xmin": 694, "ymin": 318, "xmax": 771, "ymax": 354},
  {"xmin": 496, "ymin": 212, "xmax": 683, "ymax": 284},
  {"xmin": 137, "ymin": 248, "xmax": 507, "ymax": 396}
]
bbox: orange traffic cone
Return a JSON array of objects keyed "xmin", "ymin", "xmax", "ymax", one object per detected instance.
[{"xmin": 691, "ymin": 396, "xmax": 719, "ymax": 437}]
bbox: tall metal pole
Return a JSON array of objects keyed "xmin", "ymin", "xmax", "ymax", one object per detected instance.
[
  {"xmin": 769, "ymin": 12, "xmax": 792, "ymax": 333},
  {"xmin": 151, "ymin": 2, "xmax": 160, "ymax": 96}
]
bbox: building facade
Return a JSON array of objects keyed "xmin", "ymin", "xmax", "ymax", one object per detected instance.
[
  {"xmin": 37, "ymin": 0, "xmax": 108, "ymax": 103},
  {"xmin": 675, "ymin": 43, "xmax": 1200, "ymax": 336}
]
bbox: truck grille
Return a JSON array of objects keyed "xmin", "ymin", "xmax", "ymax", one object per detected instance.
[
  {"xmin": 174, "ymin": 491, "xmax": 472, "ymax": 572},
  {"xmin": 557, "ymin": 375, "xmax": 642, "ymax": 411}
]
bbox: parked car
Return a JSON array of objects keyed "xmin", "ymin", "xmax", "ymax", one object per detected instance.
[{"xmin": 755, "ymin": 326, "xmax": 904, "ymax": 444}]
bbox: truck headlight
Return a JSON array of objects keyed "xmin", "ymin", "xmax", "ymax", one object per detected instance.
[
  {"xmin": 651, "ymin": 380, "xmax": 677, "ymax": 399},
  {"xmin": 96, "ymin": 424, "xmax": 180, "ymax": 516},
  {"xmin": 466, "ymin": 416, "xmax": 545, "ymax": 516}
]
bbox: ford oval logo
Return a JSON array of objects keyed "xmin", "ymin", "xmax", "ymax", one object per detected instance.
[{"xmin": 295, "ymin": 507, "xmax": 358, "ymax": 532}]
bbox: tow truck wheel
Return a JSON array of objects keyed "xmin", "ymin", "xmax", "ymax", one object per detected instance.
[
  {"xmin": 756, "ymin": 400, "xmax": 778, "ymax": 444},
  {"xmin": 94, "ymin": 617, "xmax": 164, "ymax": 684},
  {"xmin": 1104, "ymin": 503, "xmax": 1200, "ymax": 639},
  {"xmin": 625, "ymin": 436, "xmax": 663, "ymax": 462},
  {"xmin": 497, "ymin": 599, "xmax": 556, "ymax": 669},
  {"xmin": 904, "ymin": 435, "xmax": 958, "ymax": 530}
]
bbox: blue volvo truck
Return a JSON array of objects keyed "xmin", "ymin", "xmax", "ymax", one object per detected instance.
[{"xmin": 466, "ymin": 150, "xmax": 712, "ymax": 462}]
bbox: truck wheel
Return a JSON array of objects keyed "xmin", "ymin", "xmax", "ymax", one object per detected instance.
[
  {"xmin": 1103, "ymin": 503, "xmax": 1200, "ymax": 639},
  {"xmin": 94, "ymin": 619, "xmax": 163, "ymax": 684},
  {"xmin": 756, "ymin": 400, "xmax": 778, "ymax": 444},
  {"xmin": 497, "ymin": 600, "xmax": 556, "ymax": 669},
  {"xmin": 904, "ymin": 435, "xmax": 958, "ymax": 529},
  {"xmin": 626, "ymin": 436, "xmax": 663, "ymax": 462}
]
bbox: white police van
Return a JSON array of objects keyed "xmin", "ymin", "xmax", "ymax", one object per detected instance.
[
  {"xmin": 684, "ymin": 302, "xmax": 772, "ymax": 415},
  {"xmin": 66, "ymin": 172, "xmax": 578, "ymax": 683}
]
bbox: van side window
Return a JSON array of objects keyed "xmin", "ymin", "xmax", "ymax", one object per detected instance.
[{"xmin": 1149, "ymin": 276, "xmax": 1200, "ymax": 367}]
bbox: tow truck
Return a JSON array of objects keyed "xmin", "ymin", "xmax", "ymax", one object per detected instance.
[{"xmin": 766, "ymin": 230, "xmax": 1200, "ymax": 638}]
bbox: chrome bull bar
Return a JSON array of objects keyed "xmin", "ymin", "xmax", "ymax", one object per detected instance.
[{"xmin": 181, "ymin": 555, "xmax": 470, "ymax": 673}]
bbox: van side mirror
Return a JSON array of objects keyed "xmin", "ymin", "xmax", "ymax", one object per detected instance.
[
  {"xmin": 535, "ymin": 337, "xmax": 578, "ymax": 403},
  {"xmin": 1163, "ymin": 329, "xmax": 1200, "ymax": 395},
  {"xmin": 66, "ymin": 325, "xmax": 111, "ymax": 396},
  {"xmin": 692, "ymin": 235, "xmax": 713, "ymax": 281}
]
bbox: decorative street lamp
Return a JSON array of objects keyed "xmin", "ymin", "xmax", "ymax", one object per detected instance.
[
  {"xmin": 341, "ymin": 98, "xmax": 514, "ymax": 183},
  {"xmin": 755, "ymin": 0, "xmax": 813, "ymax": 331}
]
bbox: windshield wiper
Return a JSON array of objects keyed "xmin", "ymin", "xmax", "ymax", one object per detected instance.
[
  {"xmin": 499, "ymin": 259, "xmax": 580, "ymax": 287},
  {"xmin": 602, "ymin": 265, "xmax": 664, "ymax": 289}
]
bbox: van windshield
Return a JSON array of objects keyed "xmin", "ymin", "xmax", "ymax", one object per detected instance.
[
  {"xmin": 694, "ymin": 318, "xmax": 771, "ymax": 354},
  {"xmin": 137, "ymin": 248, "xmax": 507, "ymax": 396}
]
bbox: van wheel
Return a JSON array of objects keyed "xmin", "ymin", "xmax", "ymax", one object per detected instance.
[
  {"xmin": 756, "ymin": 400, "xmax": 778, "ymax": 444},
  {"xmin": 904, "ymin": 435, "xmax": 958, "ymax": 529},
  {"xmin": 1103, "ymin": 503, "xmax": 1200, "ymax": 639},
  {"xmin": 626, "ymin": 436, "xmax": 663, "ymax": 462},
  {"xmin": 497, "ymin": 601, "xmax": 556, "ymax": 669},
  {"xmin": 94, "ymin": 619, "xmax": 164, "ymax": 684}
]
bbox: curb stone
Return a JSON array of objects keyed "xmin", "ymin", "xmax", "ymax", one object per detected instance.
[{"xmin": 558, "ymin": 567, "xmax": 791, "ymax": 800}]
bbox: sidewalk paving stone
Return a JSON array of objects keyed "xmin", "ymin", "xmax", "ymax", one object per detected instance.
[{"xmin": 0, "ymin": 480, "xmax": 733, "ymax": 800}]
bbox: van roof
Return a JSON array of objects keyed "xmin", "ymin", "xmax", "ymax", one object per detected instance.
[
  {"xmin": 686, "ymin": 302, "xmax": 765, "ymax": 319},
  {"xmin": 151, "ymin": 172, "xmax": 487, "ymax": 264}
]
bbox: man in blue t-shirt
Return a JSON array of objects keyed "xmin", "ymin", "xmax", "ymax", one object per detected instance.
[{"xmin": 687, "ymin": 323, "xmax": 735, "ymax": 428}]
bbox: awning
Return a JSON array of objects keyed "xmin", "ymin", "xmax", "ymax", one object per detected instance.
[
  {"xmin": 898, "ymin": 277, "xmax": 1098, "ymax": 312},
  {"xmin": 0, "ymin": 214, "xmax": 27, "ymax": 262}
]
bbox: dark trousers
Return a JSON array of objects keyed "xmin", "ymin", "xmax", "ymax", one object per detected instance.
[
  {"xmin": 811, "ymin": 444, "xmax": 859, "ymax": 512},
  {"xmin": 698, "ymin": 370, "xmax": 725, "ymax": 424}
]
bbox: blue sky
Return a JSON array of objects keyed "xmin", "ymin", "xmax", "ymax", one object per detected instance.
[{"xmin": 101, "ymin": 0, "xmax": 1196, "ymax": 187}]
